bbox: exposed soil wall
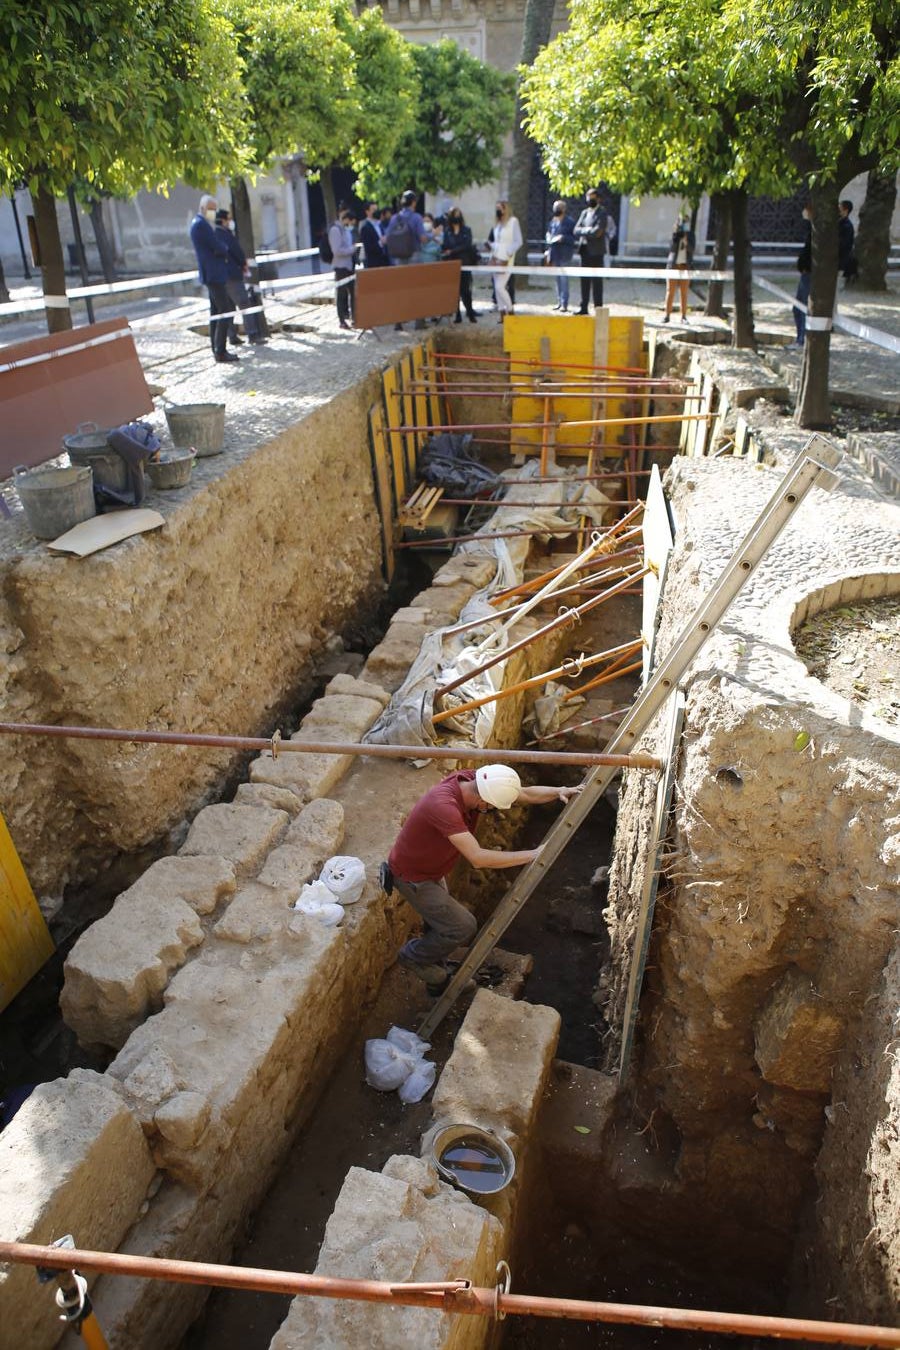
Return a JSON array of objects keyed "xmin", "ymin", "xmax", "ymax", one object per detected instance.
[
  {"xmin": 604, "ymin": 454, "xmax": 900, "ymax": 1281},
  {"xmin": 0, "ymin": 372, "xmax": 385, "ymax": 902}
]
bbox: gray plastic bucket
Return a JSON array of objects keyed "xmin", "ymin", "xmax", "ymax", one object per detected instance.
[
  {"xmin": 164, "ymin": 403, "xmax": 225, "ymax": 456},
  {"xmin": 14, "ymin": 464, "xmax": 96, "ymax": 540},
  {"xmin": 63, "ymin": 422, "xmax": 128, "ymax": 493},
  {"xmin": 146, "ymin": 449, "xmax": 195, "ymax": 490}
]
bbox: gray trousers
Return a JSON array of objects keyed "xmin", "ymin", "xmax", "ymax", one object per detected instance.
[{"xmin": 395, "ymin": 876, "xmax": 477, "ymax": 965}]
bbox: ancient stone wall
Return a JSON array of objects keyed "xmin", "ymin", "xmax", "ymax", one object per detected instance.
[
  {"xmin": 0, "ymin": 370, "xmax": 385, "ymax": 902},
  {"xmin": 604, "ymin": 453, "xmax": 900, "ymax": 1276}
]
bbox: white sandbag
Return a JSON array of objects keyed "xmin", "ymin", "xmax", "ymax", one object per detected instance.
[
  {"xmin": 320, "ymin": 855, "xmax": 366, "ymax": 905},
  {"xmin": 398, "ymin": 1059, "xmax": 437, "ymax": 1104},
  {"xmin": 292, "ymin": 879, "xmax": 337, "ymax": 911},
  {"xmin": 365, "ymin": 1038, "xmax": 416, "ymax": 1091},
  {"xmin": 386, "ymin": 1026, "xmax": 431, "ymax": 1058},
  {"xmin": 293, "ymin": 894, "xmax": 344, "ymax": 926}
]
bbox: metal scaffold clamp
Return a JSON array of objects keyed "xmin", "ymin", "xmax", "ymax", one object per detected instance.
[
  {"xmin": 494, "ymin": 1259, "xmax": 512, "ymax": 1320},
  {"xmin": 35, "ymin": 1235, "xmax": 108, "ymax": 1345}
]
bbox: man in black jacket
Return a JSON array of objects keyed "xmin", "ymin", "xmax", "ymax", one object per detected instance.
[
  {"xmin": 572, "ymin": 189, "xmax": 608, "ymax": 314},
  {"xmin": 360, "ymin": 201, "xmax": 389, "ymax": 268}
]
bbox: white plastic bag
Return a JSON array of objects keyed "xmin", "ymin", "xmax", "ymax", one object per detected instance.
[
  {"xmin": 293, "ymin": 879, "xmax": 345, "ymax": 926},
  {"xmin": 398, "ymin": 1060, "xmax": 437, "ymax": 1104},
  {"xmin": 364, "ymin": 1038, "xmax": 416, "ymax": 1091},
  {"xmin": 386, "ymin": 1026, "xmax": 430, "ymax": 1058},
  {"xmin": 320, "ymin": 855, "xmax": 366, "ymax": 905}
]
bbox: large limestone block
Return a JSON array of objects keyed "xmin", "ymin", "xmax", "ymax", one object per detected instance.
[
  {"xmin": 269, "ymin": 1160, "xmax": 502, "ymax": 1350},
  {"xmin": 215, "ymin": 879, "xmax": 297, "ymax": 943},
  {"xmin": 754, "ymin": 967, "xmax": 844, "ymax": 1092},
  {"xmin": 430, "ymin": 990, "xmax": 561, "ymax": 1145},
  {"xmin": 108, "ymin": 940, "xmax": 341, "ymax": 1188},
  {"xmin": 249, "ymin": 751, "xmax": 313, "ymax": 796},
  {"xmin": 61, "ymin": 856, "xmax": 238, "ymax": 1049},
  {"xmin": 409, "ymin": 582, "xmax": 480, "ymax": 625},
  {"xmin": 363, "ymin": 623, "xmax": 431, "ymax": 692},
  {"xmin": 256, "ymin": 845, "xmax": 319, "ymax": 892},
  {"xmin": 179, "ymin": 803, "xmax": 289, "ymax": 877},
  {"xmin": 233, "ymin": 781, "xmax": 305, "ymax": 815},
  {"xmin": 325, "ymin": 672, "xmax": 391, "ymax": 708},
  {"xmin": 431, "ymin": 555, "xmax": 496, "ymax": 589},
  {"xmin": 0, "ymin": 1070, "xmax": 155, "ymax": 1350},
  {"xmin": 285, "ymin": 797, "xmax": 345, "ymax": 855},
  {"xmin": 297, "ymin": 692, "xmax": 386, "ymax": 741}
]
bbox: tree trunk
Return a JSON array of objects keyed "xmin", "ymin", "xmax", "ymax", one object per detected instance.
[
  {"xmin": 230, "ymin": 175, "xmax": 268, "ymax": 338},
  {"xmin": 0, "ymin": 256, "xmax": 9, "ymax": 305},
  {"xmin": 506, "ymin": 0, "xmax": 558, "ymax": 276},
  {"xmin": 34, "ymin": 183, "xmax": 72, "ymax": 333},
  {"xmin": 729, "ymin": 188, "xmax": 755, "ymax": 350},
  {"xmin": 320, "ymin": 170, "xmax": 338, "ymax": 230},
  {"xmin": 705, "ymin": 192, "xmax": 730, "ymax": 318},
  {"xmin": 88, "ymin": 198, "xmax": 118, "ymax": 283},
  {"xmin": 854, "ymin": 166, "xmax": 897, "ymax": 291},
  {"xmin": 796, "ymin": 179, "xmax": 840, "ymax": 429}
]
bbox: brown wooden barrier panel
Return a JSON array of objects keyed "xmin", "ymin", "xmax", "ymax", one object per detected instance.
[
  {"xmin": 0, "ymin": 318, "xmax": 153, "ymax": 477},
  {"xmin": 354, "ymin": 261, "xmax": 462, "ymax": 329}
]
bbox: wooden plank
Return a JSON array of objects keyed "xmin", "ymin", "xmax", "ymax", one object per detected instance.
[
  {"xmin": 381, "ymin": 364, "xmax": 407, "ymax": 503},
  {"xmin": 0, "ymin": 811, "xmax": 54, "ymax": 1013},
  {"xmin": 0, "ymin": 318, "xmax": 153, "ymax": 477},
  {"xmin": 354, "ymin": 261, "xmax": 461, "ymax": 329},
  {"xmin": 619, "ymin": 690, "xmax": 685, "ymax": 1077},
  {"xmin": 367, "ymin": 404, "xmax": 395, "ymax": 581}
]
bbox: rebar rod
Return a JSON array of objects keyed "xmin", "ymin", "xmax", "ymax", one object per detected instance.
[
  {"xmin": 442, "ymin": 560, "xmax": 644, "ymax": 636},
  {"xmin": 0, "ymin": 721, "xmax": 659, "ymax": 770},
  {"xmin": 394, "ymin": 388, "xmax": 694, "ymax": 403},
  {"xmin": 431, "ymin": 639, "xmax": 645, "ymax": 727},
  {"xmin": 3, "ymin": 1241, "xmax": 899, "ymax": 1345},
  {"xmin": 531, "ymin": 705, "xmax": 631, "ymax": 743},
  {"xmin": 434, "ymin": 568, "xmax": 650, "ymax": 702},
  {"xmin": 397, "ymin": 414, "xmax": 712, "ymax": 434},
  {"xmin": 433, "ymin": 350, "xmax": 647, "ymax": 376},
  {"xmin": 395, "ymin": 518, "xmax": 639, "ymax": 549},
  {"xmin": 489, "ymin": 533, "xmax": 644, "ymax": 604},
  {"xmin": 565, "ymin": 656, "xmax": 644, "ymax": 699}
]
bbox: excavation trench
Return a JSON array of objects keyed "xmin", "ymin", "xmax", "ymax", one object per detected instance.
[{"xmin": 2, "ymin": 323, "xmax": 899, "ymax": 1350}]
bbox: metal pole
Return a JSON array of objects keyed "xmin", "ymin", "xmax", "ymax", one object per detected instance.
[
  {"xmin": 0, "ymin": 722, "xmax": 660, "ymax": 771},
  {"xmin": 418, "ymin": 438, "xmax": 843, "ymax": 1039},
  {"xmin": 396, "ymin": 414, "xmax": 713, "ymax": 435},
  {"xmin": 3, "ymin": 1240, "xmax": 899, "ymax": 1345},
  {"xmin": 395, "ymin": 520, "xmax": 640, "ymax": 550},
  {"xmin": 66, "ymin": 187, "xmax": 95, "ymax": 324},
  {"xmin": 9, "ymin": 189, "xmax": 32, "ymax": 279}
]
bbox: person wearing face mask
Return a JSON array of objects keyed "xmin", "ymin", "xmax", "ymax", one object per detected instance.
[
  {"xmin": 489, "ymin": 201, "xmax": 522, "ymax": 320},
  {"xmin": 544, "ymin": 200, "xmax": 576, "ymax": 311},
  {"xmin": 572, "ymin": 189, "xmax": 608, "ymax": 315},
  {"xmin": 215, "ymin": 209, "xmax": 266, "ymax": 346},
  {"xmin": 418, "ymin": 214, "xmax": 443, "ymax": 263},
  {"xmin": 189, "ymin": 193, "xmax": 238, "ymax": 363},
  {"xmin": 792, "ymin": 202, "xmax": 813, "ymax": 348},
  {"xmin": 662, "ymin": 215, "xmax": 695, "ymax": 324},
  {"xmin": 441, "ymin": 208, "xmax": 479, "ymax": 323},
  {"xmin": 328, "ymin": 208, "xmax": 357, "ymax": 330}
]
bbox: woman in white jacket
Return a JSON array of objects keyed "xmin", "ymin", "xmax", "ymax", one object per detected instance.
[{"xmin": 490, "ymin": 201, "xmax": 522, "ymax": 319}]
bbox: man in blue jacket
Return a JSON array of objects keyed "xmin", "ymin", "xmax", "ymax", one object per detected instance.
[
  {"xmin": 215, "ymin": 208, "xmax": 266, "ymax": 345},
  {"xmin": 189, "ymin": 194, "xmax": 238, "ymax": 364}
]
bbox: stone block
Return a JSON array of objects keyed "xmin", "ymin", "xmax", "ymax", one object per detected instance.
[
  {"xmin": 179, "ymin": 804, "xmax": 289, "ymax": 878},
  {"xmin": 0, "ymin": 1071, "xmax": 155, "ymax": 1350},
  {"xmin": 269, "ymin": 1162, "xmax": 502, "ymax": 1350},
  {"xmin": 249, "ymin": 752, "xmax": 313, "ymax": 796},
  {"xmin": 234, "ymin": 781, "xmax": 305, "ymax": 815},
  {"xmin": 363, "ymin": 627, "xmax": 430, "ymax": 692},
  {"xmin": 215, "ymin": 879, "xmax": 296, "ymax": 943},
  {"xmin": 754, "ymin": 967, "xmax": 844, "ymax": 1093},
  {"xmin": 121, "ymin": 854, "xmax": 239, "ymax": 916},
  {"xmin": 432, "ymin": 555, "xmax": 496, "ymax": 589},
  {"xmin": 324, "ymin": 672, "xmax": 391, "ymax": 708},
  {"xmin": 298, "ymin": 693, "xmax": 386, "ymax": 741},
  {"xmin": 430, "ymin": 990, "xmax": 561, "ymax": 1146},
  {"xmin": 256, "ymin": 845, "xmax": 319, "ymax": 892},
  {"xmin": 285, "ymin": 797, "xmax": 345, "ymax": 855},
  {"xmin": 409, "ymin": 582, "xmax": 479, "ymax": 625}
]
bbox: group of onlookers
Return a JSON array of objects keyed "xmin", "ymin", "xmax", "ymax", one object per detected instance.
[{"xmin": 189, "ymin": 192, "xmax": 268, "ymax": 362}]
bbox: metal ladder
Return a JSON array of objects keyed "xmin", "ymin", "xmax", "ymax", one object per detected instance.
[{"xmin": 418, "ymin": 437, "xmax": 842, "ymax": 1039}]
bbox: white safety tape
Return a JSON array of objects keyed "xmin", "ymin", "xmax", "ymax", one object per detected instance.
[
  {"xmin": 42, "ymin": 295, "xmax": 72, "ymax": 308},
  {"xmin": 0, "ymin": 328, "xmax": 129, "ymax": 376},
  {"xmin": 805, "ymin": 316, "xmax": 833, "ymax": 331},
  {"xmin": 464, "ymin": 263, "xmax": 734, "ymax": 282},
  {"xmin": 754, "ymin": 274, "xmax": 900, "ymax": 354}
]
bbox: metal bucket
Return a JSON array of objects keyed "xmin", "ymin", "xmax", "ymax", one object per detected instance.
[
  {"xmin": 146, "ymin": 449, "xmax": 196, "ymax": 491},
  {"xmin": 428, "ymin": 1123, "xmax": 516, "ymax": 1196},
  {"xmin": 63, "ymin": 422, "xmax": 128, "ymax": 494},
  {"xmin": 164, "ymin": 403, "xmax": 225, "ymax": 457},
  {"xmin": 14, "ymin": 464, "xmax": 96, "ymax": 540}
]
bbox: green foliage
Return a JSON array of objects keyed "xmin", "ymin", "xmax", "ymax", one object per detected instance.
[
  {"xmin": 369, "ymin": 40, "xmax": 516, "ymax": 198},
  {"xmin": 0, "ymin": 1, "xmax": 250, "ymax": 196},
  {"xmin": 337, "ymin": 7, "xmax": 418, "ymax": 189},
  {"xmin": 521, "ymin": 0, "xmax": 899, "ymax": 200}
]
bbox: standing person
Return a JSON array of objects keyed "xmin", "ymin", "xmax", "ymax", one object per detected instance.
[
  {"xmin": 384, "ymin": 189, "xmax": 427, "ymax": 265},
  {"xmin": 838, "ymin": 199, "xmax": 857, "ymax": 282},
  {"xmin": 572, "ymin": 188, "xmax": 608, "ymax": 315},
  {"xmin": 792, "ymin": 202, "xmax": 813, "ymax": 348},
  {"xmin": 662, "ymin": 215, "xmax": 695, "ymax": 324},
  {"xmin": 215, "ymin": 209, "xmax": 266, "ymax": 345},
  {"xmin": 385, "ymin": 764, "xmax": 582, "ymax": 993},
  {"xmin": 441, "ymin": 207, "xmax": 478, "ymax": 323},
  {"xmin": 418, "ymin": 213, "xmax": 443, "ymax": 262},
  {"xmin": 360, "ymin": 201, "xmax": 389, "ymax": 268},
  {"xmin": 189, "ymin": 193, "xmax": 237, "ymax": 364},
  {"xmin": 545, "ymin": 199, "xmax": 576, "ymax": 311},
  {"xmin": 490, "ymin": 200, "xmax": 522, "ymax": 321},
  {"xmin": 328, "ymin": 207, "xmax": 357, "ymax": 331}
]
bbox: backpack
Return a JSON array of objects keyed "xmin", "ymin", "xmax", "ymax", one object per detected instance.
[
  {"xmin": 384, "ymin": 212, "xmax": 415, "ymax": 260},
  {"xmin": 319, "ymin": 231, "xmax": 333, "ymax": 265}
]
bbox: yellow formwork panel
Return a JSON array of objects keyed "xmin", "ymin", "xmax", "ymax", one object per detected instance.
[
  {"xmin": 504, "ymin": 312, "xmax": 646, "ymax": 458},
  {"xmin": 381, "ymin": 364, "xmax": 408, "ymax": 502},
  {"xmin": 0, "ymin": 812, "xmax": 54, "ymax": 1013}
]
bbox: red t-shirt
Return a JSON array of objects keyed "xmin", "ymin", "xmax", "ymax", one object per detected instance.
[{"xmin": 388, "ymin": 770, "xmax": 478, "ymax": 882}]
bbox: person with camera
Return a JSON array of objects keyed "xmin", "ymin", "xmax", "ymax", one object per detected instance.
[{"xmin": 663, "ymin": 215, "xmax": 695, "ymax": 323}]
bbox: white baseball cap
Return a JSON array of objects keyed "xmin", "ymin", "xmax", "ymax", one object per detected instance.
[{"xmin": 475, "ymin": 764, "xmax": 521, "ymax": 809}]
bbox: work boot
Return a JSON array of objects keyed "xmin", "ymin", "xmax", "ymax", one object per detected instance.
[{"xmin": 398, "ymin": 952, "xmax": 449, "ymax": 986}]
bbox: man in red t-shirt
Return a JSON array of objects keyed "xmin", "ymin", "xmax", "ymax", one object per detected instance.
[{"xmin": 386, "ymin": 764, "xmax": 582, "ymax": 992}]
